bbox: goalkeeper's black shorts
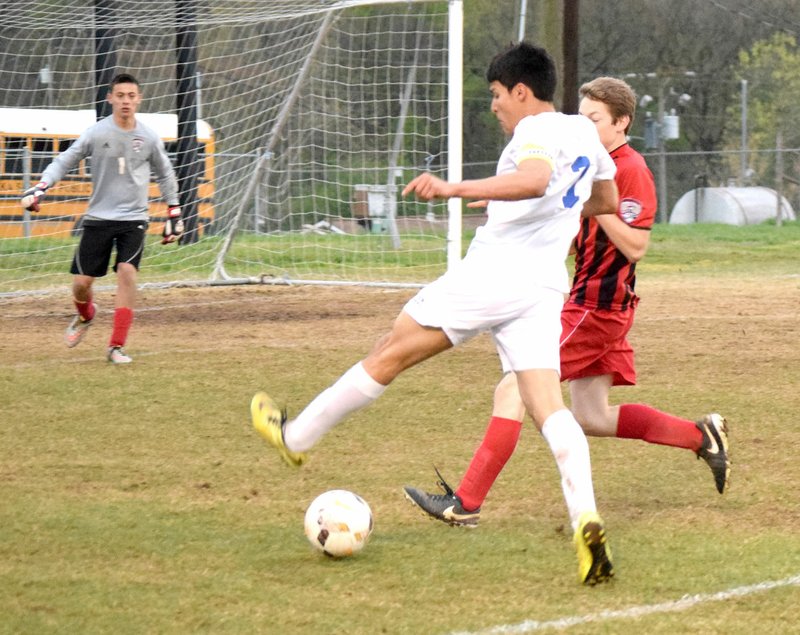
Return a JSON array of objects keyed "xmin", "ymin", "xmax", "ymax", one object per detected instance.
[{"xmin": 70, "ymin": 219, "xmax": 148, "ymax": 277}]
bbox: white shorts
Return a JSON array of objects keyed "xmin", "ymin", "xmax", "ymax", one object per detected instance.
[{"xmin": 403, "ymin": 258, "xmax": 564, "ymax": 373}]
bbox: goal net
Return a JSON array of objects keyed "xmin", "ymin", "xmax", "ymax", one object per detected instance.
[{"xmin": 0, "ymin": 0, "xmax": 453, "ymax": 296}]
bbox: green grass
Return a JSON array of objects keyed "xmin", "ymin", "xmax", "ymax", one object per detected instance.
[
  {"xmin": 643, "ymin": 220, "xmax": 800, "ymax": 276},
  {"xmin": 0, "ymin": 230, "xmax": 452, "ymax": 293},
  {"xmin": 2, "ymin": 221, "xmax": 798, "ymax": 294},
  {"xmin": 1, "ymin": 224, "xmax": 799, "ymax": 634}
]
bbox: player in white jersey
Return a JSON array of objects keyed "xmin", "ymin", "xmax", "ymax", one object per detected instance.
[
  {"xmin": 20, "ymin": 73, "xmax": 182, "ymax": 364},
  {"xmin": 251, "ymin": 43, "xmax": 619, "ymax": 584}
]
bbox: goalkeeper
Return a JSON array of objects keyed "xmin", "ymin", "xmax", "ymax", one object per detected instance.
[{"xmin": 20, "ymin": 73, "xmax": 182, "ymax": 364}]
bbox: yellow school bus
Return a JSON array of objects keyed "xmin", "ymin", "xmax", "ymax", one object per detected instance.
[{"xmin": 0, "ymin": 107, "xmax": 214, "ymax": 238}]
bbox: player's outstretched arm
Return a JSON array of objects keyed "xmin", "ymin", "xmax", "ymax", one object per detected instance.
[
  {"xmin": 161, "ymin": 205, "xmax": 184, "ymax": 244},
  {"xmin": 402, "ymin": 173, "xmax": 456, "ymax": 201},
  {"xmin": 453, "ymin": 159, "xmax": 550, "ymax": 201},
  {"xmin": 403, "ymin": 160, "xmax": 550, "ymax": 203}
]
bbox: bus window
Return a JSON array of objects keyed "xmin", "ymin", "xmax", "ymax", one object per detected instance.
[
  {"xmin": 31, "ymin": 138, "xmax": 54, "ymax": 175},
  {"xmin": 4, "ymin": 137, "xmax": 26, "ymax": 175},
  {"xmin": 197, "ymin": 146, "xmax": 207, "ymax": 181}
]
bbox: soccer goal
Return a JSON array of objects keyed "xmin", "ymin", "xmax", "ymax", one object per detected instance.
[{"xmin": 0, "ymin": 0, "xmax": 463, "ymax": 296}]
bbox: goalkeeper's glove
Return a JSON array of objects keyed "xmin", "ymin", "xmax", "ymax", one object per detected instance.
[
  {"xmin": 20, "ymin": 181, "xmax": 48, "ymax": 212},
  {"xmin": 161, "ymin": 206, "xmax": 184, "ymax": 244}
]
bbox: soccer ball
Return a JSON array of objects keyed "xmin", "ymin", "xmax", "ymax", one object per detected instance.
[{"xmin": 304, "ymin": 489, "xmax": 373, "ymax": 558}]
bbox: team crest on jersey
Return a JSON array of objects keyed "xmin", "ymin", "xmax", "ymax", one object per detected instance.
[
  {"xmin": 619, "ymin": 198, "xmax": 642, "ymax": 223},
  {"xmin": 132, "ymin": 137, "xmax": 144, "ymax": 153}
]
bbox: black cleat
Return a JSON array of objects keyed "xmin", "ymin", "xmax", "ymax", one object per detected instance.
[
  {"xmin": 696, "ymin": 413, "xmax": 730, "ymax": 494},
  {"xmin": 403, "ymin": 467, "xmax": 480, "ymax": 527}
]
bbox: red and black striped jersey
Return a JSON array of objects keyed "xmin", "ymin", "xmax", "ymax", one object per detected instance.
[{"xmin": 569, "ymin": 143, "xmax": 657, "ymax": 311}]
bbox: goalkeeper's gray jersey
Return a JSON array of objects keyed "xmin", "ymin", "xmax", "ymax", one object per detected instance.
[{"xmin": 41, "ymin": 115, "xmax": 179, "ymax": 222}]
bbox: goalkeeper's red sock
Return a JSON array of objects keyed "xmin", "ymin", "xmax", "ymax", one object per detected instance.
[
  {"xmin": 109, "ymin": 307, "xmax": 134, "ymax": 348},
  {"xmin": 456, "ymin": 416, "xmax": 523, "ymax": 512},
  {"xmin": 75, "ymin": 296, "xmax": 96, "ymax": 321},
  {"xmin": 617, "ymin": 403, "xmax": 702, "ymax": 451}
]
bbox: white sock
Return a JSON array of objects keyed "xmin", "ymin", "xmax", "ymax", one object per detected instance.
[
  {"xmin": 283, "ymin": 362, "xmax": 386, "ymax": 452},
  {"xmin": 541, "ymin": 409, "xmax": 597, "ymax": 530}
]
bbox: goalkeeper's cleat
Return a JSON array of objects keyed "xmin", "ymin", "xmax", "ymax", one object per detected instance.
[
  {"xmin": 574, "ymin": 511, "xmax": 614, "ymax": 586},
  {"xmin": 64, "ymin": 303, "xmax": 97, "ymax": 348},
  {"xmin": 696, "ymin": 413, "xmax": 730, "ymax": 494},
  {"xmin": 107, "ymin": 346, "xmax": 132, "ymax": 364},
  {"xmin": 251, "ymin": 391, "xmax": 307, "ymax": 467},
  {"xmin": 403, "ymin": 467, "xmax": 480, "ymax": 528}
]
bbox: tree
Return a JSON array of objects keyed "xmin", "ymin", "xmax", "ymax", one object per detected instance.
[
  {"xmin": 728, "ymin": 32, "xmax": 800, "ymax": 204},
  {"xmin": 461, "ymin": 0, "xmax": 523, "ymax": 176},
  {"xmin": 576, "ymin": 0, "xmax": 799, "ymax": 208}
]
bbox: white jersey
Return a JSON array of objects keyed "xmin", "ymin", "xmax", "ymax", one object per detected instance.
[
  {"xmin": 404, "ymin": 110, "xmax": 616, "ymax": 372},
  {"xmin": 468, "ymin": 112, "xmax": 615, "ymax": 293}
]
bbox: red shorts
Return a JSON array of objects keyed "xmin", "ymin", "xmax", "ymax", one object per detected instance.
[{"xmin": 559, "ymin": 301, "xmax": 636, "ymax": 386}]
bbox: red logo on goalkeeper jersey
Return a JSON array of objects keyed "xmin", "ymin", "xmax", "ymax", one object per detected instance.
[{"xmin": 619, "ymin": 198, "xmax": 642, "ymax": 224}]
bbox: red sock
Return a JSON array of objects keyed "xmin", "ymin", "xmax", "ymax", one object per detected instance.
[
  {"xmin": 455, "ymin": 416, "xmax": 523, "ymax": 511},
  {"xmin": 617, "ymin": 403, "xmax": 702, "ymax": 451},
  {"xmin": 75, "ymin": 297, "xmax": 95, "ymax": 321},
  {"xmin": 109, "ymin": 307, "xmax": 134, "ymax": 348}
]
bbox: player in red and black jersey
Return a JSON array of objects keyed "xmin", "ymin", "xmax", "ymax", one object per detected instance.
[
  {"xmin": 570, "ymin": 141, "xmax": 655, "ymax": 312},
  {"xmin": 404, "ymin": 77, "xmax": 731, "ymax": 533}
]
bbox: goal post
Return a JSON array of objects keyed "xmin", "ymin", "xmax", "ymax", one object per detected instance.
[
  {"xmin": 446, "ymin": 0, "xmax": 464, "ymax": 271},
  {"xmin": 0, "ymin": 0, "xmax": 462, "ymax": 296}
]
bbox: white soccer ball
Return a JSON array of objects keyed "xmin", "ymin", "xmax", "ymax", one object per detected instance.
[{"xmin": 304, "ymin": 489, "xmax": 373, "ymax": 558}]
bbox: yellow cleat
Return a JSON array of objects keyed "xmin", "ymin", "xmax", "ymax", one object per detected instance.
[
  {"xmin": 250, "ymin": 392, "xmax": 307, "ymax": 467},
  {"xmin": 574, "ymin": 511, "xmax": 614, "ymax": 585}
]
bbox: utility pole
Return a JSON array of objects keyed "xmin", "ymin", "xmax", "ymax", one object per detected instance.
[
  {"xmin": 94, "ymin": 0, "xmax": 117, "ymax": 120},
  {"xmin": 531, "ymin": 0, "xmax": 562, "ymax": 106},
  {"xmin": 633, "ymin": 71, "xmax": 692, "ymax": 222},
  {"xmin": 775, "ymin": 130, "xmax": 783, "ymax": 227},
  {"xmin": 740, "ymin": 78, "xmax": 748, "ymax": 183},
  {"xmin": 657, "ymin": 78, "xmax": 668, "ymax": 224},
  {"xmin": 175, "ymin": 0, "xmax": 201, "ymax": 244},
  {"xmin": 562, "ymin": 0, "xmax": 580, "ymax": 114}
]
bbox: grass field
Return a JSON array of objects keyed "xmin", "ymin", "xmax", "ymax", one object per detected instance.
[
  {"xmin": 0, "ymin": 230, "xmax": 452, "ymax": 294},
  {"xmin": 1, "ymin": 224, "xmax": 799, "ymax": 634}
]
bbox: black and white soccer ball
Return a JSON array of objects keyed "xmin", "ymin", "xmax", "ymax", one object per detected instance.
[{"xmin": 304, "ymin": 489, "xmax": 373, "ymax": 558}]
